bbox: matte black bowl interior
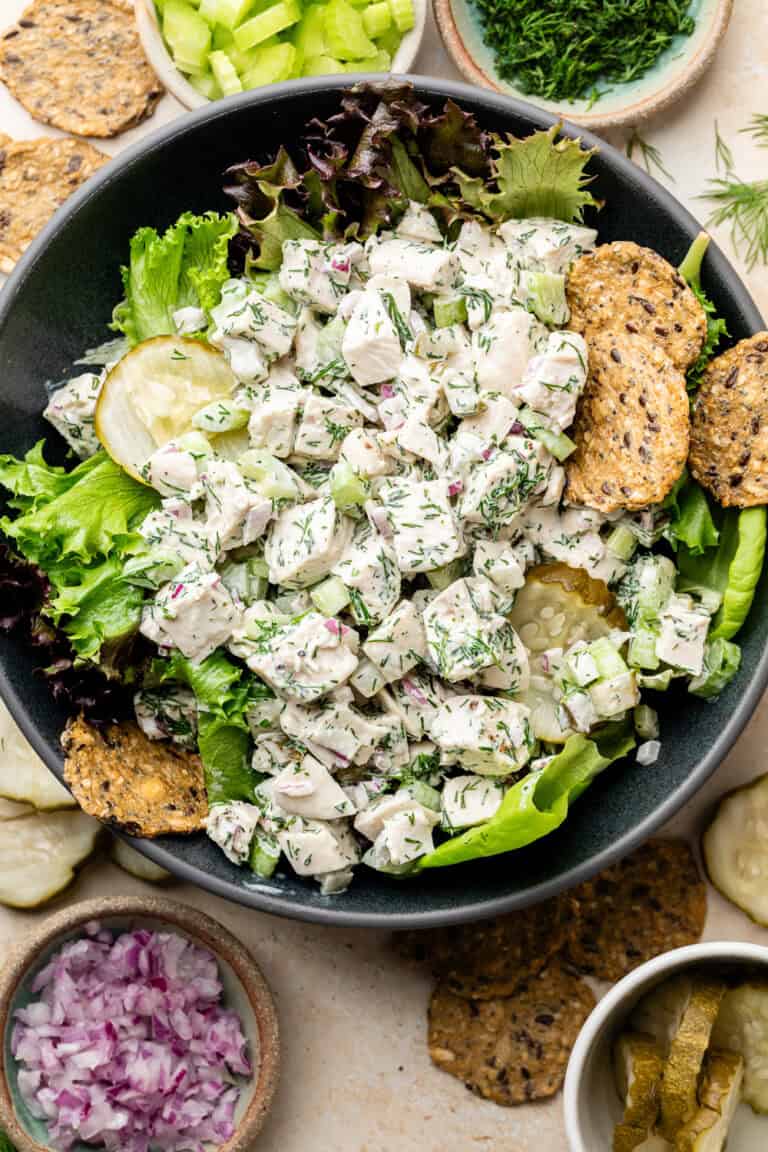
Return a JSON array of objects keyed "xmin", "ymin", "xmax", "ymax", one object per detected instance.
[{"xmin": 0, "ymin": 76, "xmax": 765, "ymax": 928}]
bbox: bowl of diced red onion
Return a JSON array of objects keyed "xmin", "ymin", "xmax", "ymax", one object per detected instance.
[{"xmin": 0, "ymin": 897, "xmax": 279, "ymax": 1152}]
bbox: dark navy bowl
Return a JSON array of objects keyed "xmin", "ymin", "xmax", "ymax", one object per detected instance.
[{"xmin": 0, "ymin": 77, "xmax": 765, "ymax": 928}]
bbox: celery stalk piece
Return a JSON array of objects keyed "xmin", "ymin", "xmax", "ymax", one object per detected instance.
[
  {"xmin": 249, "ymin": 830, "xmax": 281, "ymax": 878},
  {"xmin": 628, "ymin": 626, "xmax": 660, "ymax": 671},
  {"xmin": 234, "ymin": 0, "xmax": 301, "ymax": 49},
  {"xmin": 606, "ymin": 523, "xmax": 638, "ymax": 561},
  {"xmin": 587, "ymin": 636, "xmax": 628, "ymax": 679},
  {"xmin": 375, "ymin": 24, "xmax": 401, "ymax": 54},
  {"xmin": 433, "ymin": 296, "xmax": 468, "ymax": 328},
  {"xmin": 188, "ymin": 72, "xmax": 221, "ymax": 98},
  {"xmin": 324, "ymin": 0, "xmax": 378, "ymax": 59},
  {"xmin": 343, "ymin": 49, "xmax": 390, "ymax": 70},
  {"xmin": 241, "ymin": 41, "xmax": 297, "ymax": 85},
  {"xmin": 210, "ymin": 0, "xmax": 256, "ymax": 29},
  {"xmin": 303, "ymin": 54, "xmax": 346, "ymax": 74},
  {"xmin": 209, "ymin": 49, "xmax": 244, "ymax": 93},
  {"xmin": 163, "ymin": 0, "xmax": 212, "ymax": 69},
  {"xmin": 293, "ymin": 4, "xmax": 327, "ymax": 57},
  {"xmin": 310, "ymin": 576, "xmax": 351, "ymax": 616},
  {"xmin": 387, "ymin": 0, "xmax": 414, "ymax": 31},
  {"xmin": 330, "ymin": 459, "xmax": 369, "ymax": 509},
  {"xmin": 526, "ymin": 270, "xmax": 569, "ymax": 327},
  {"xmin": 515, "ymin": 405, "xmax": 576, "ymax": 462},
  {"xmin": 362, "ymin": 1, "xmax": 391, "ymax": 37}
]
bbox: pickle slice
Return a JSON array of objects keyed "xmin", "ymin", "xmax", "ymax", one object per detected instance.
[
  {"xmin": 0, "ymin": 810, "xmax": 101, "ymax": 908},
  {"xmin": 711, "ymin": 982, "xmax": 768, "ymax": 1113},
  {"xmin": 674, "ymin": 1050, "xmax": 743, "ymax": 1152},
  {"xmin": 630, "ymin": 975, "xmax": 693, "ymax": 1054},
  {"xmin": 614, "ymin": 1032, "xmax": 665, "ymax": 1130},
  {"xmin": 702, "ymin": 772, "xmax": 768, "ymax": 926},
  {"xmin": 613, "ymin": 1126, "xmax": 672, "ymax": 1152},
  {"xmin": 110, "ymin": 837, "xmax": 173, "ymax": 884},
  {"xmin": 659, "ymin": 981, "xmax": 726, "ymax": 1139},
  {"xmin": 0, "ymin": 700, "xmax": 75, "ymax": 811}
]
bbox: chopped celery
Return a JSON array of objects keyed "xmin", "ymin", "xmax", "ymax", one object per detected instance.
[
  {"xmin": 124, "ymin": 549, "xmax": 184, "ymax": 590},
  {"xmin": 343, "ymin": 48, "xmax": 390, "ymax": 70},
  {"xmin": 303, "ymin": 53, "xmax": 346, "ymax": 74},
  {"xmin": 207, "ymin": 0, "xmax": 255, "ymax": 29},
  {"xmin": 587, "ymin": 637, "xmax": 627, "ymax": 679},
  {"xmin": 375, "ymin": 24, "xmax": 401, "ymax": 54},
  {"xmin": 310, "ymin": 575, "xmax": 351, "ymax": 616},
  {"xmin": 259, "ymin": 271, "xmax": 296, "ymax": 312},
  {"xmin": 293, "ymin": 4, "xmax": 327, "ymax": 56},
  {"xmin": 628, "ymin": 626, "xmax": 660, "ymax": 671},
  {"xmin": 639, "ymin": 669, "xmax": 678, "ymax": 691},
  {"xmin": 404, "ymin": 781, "xmax": 441, "ymax": 810},
  {"xmin": 362, "ymin": 1, "xmax": 392, "ymax": 36},
  {"xmin": 637, "ymin": 555, "xmax": 676, "ymax": 620},
  {"xmin": 177, "ymin": 430, "xmax": 213, "ymax": 457},
  {"xmin": 426, "ymin": 557, "xmax": 466, "ymax": 590},
  {"xmin": 330, "ymin": 459, "xmax": 369, "ymax": 509},
  {"xmin": 241, "ymin": 41, "xmax": 297, "ymax": 85},
  {"xmin": 515, "ymin": 406, "xmax": 576, "ymax": 462},
  {"xmin": 209, "ymin": 49, "xmax": 243, "ymax": 94},
  {"xmin": 221, "ymin": 557, "xmax": 268, "ymax": 604},
  {"xmin": 606, "ymin": 523, "xmax": 638, "ymax": 562},
  {"xmin": 633, "ymin": 704, "xmax": 659, "ymax": 740},
  {"xmin": 163, "ymin": 0, "xmax": 212, "ymax": 68},
  {"xmin": 249, "ymin": 830, "xmax": 281, "ymax": 878},
  {"xmin": 324, "ymin": 0, "xmax": 378, "ymax": 59},
  {"xmin": 525, "ymin": 271, "xmax": 569, "ymax": 327},
  {"xmin": 689, "ymin": 638, "xmax": 741, "ymax": 699},
  {"xmin": 212, "ymin": 22, "xmax": 235, "ymax": 47},
  {"xmin": 433, "ymin": 296, "xmax": 468, "ymax": 328},
  {"xmin": 188, "ymin": 71, "xmax": 221, "ymax": 98},
  {"xmin": 193, "ymin": 398, "xmax": 250, "ymax": 432},
  {"xmin": 234, "ymin": 0, "xmax": 301, "ymax": 49},
  {"xmin": 387, "ymin": 0, "xmax": 414, "ymax": 31},
  {"xmin": 240, "ymin": 449, "xmax": 301, "ymax": 499}
]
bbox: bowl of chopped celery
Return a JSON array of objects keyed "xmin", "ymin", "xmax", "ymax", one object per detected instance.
[{"xmin": 135, "ymin": 0, "xmax": 427, "ymax": 107}]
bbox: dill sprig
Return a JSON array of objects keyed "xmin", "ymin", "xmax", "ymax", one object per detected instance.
[
  {"xmin": 741, "ymin": 114, "xmax": 768, "ymax": 148},
  {"xmin": 626, "ymin": 128, "xmax": 673, "ymax": 182},
  {"xmin": 471, "ymin": 0, "xmax": 696, "ymax": 104},
  {"xmin": 714, "ymin": 121, "xmax": 734, "ymax": 173},
  {"xmin": 701, "ymin": 118, "xmax": 768, "ymax": 271}
]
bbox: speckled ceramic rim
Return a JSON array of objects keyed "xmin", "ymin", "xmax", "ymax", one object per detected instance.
[
  {"xmin": 432, "ymin": 0, "xmax": 734, "ymax": 129},
  {"xmin": 0, "ymin": 75, "xmax": 765, "ymax": 929},
  {"xmin": 563, "ymin": 941, "xmax": 768, "ymax": 1152},
  {"xmin": 0, "ymin": 897, "xmax": 280, "ymax": 1152}
]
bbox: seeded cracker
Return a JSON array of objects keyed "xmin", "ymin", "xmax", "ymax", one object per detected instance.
[
  {"xmin": 0, "ymin": 135, "xmax": 106, "ymax": 273},
  {"xmin": 395, "ymin": 893, "xmax": 575, "ymax": 999},
  {"xmin": 567, "ymin": 240, "xmax": 707, "ymax": 373},
  {"xmin": 565, "ymin": 329, "xmax": 689, "ymax": 513},
  {"xmin": 62, "ymin": 716, "xmax": 208, "ymax": 837},
  {"xmin": 689, "ymin": 332, "xmax": 768, "ymax": 508},
  {"xmin": 428, "ymin": 959, "xmax": 595, "ymax": 1104},
  {"xmin": 0, "ymin": 0, "xmax": 163, "ymax": 139},
  {"xmin": 566, "ymin": 839, "xmax": 706, "ymax": 982}
]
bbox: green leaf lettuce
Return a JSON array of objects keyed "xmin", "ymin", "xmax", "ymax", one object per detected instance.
[{"xmin": 678, "ymin": 504, "xmax": 767, "ymax": 640}]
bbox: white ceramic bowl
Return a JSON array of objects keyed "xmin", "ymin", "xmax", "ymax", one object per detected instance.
[
  {"xmin": 135, "ymin": 0, "xmax": 428, "ymax": 110},
  {"xmin": 564, "ymin": 941, "xmax": 768, "ymax": 1152}
]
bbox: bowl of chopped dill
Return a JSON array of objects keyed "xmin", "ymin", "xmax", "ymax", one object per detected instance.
[{"xmin": 433, "ymin": 0, "xmax": 733, "ymax": 129}]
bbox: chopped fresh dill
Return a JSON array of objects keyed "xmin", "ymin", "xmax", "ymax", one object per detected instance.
[
  {"xmin": 714, "ymin": 120, "xmax": 735, "ymax": 174},
  {"xmin": 626, "ymin": 128, "xmax": 673, "ymax": 182},
  {"xmin": 702, "ymin": 178, "xmax": 768, "ymax": 271},
  {"xmin": 741, "ymin": 114, "xmax": 768, "ymax": 148}
]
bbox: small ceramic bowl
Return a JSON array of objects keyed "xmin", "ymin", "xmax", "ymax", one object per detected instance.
[
  {"xmin": 564, "ymin": 941, "xmax": 768, "ymax": 1152},
  {"xmin": 0, "ymin": 897, "xmax": 280, "ymax": 1152},
  {"xmin": 135, "ymin": 0, "xmax": 428, "ymax": 110},
  {"xmin": 433, "ymin": 0, "xmax": 733, "ymax": 129}
]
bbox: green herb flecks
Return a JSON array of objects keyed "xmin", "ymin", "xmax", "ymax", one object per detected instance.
[
  {"xmin": 626, "ymin": 128, "xmax": 673, "ymax": 182},
  {"xmin": 468, "ymin": 0, "xmax": 696, "ymax": 104},
  {"xmin": 741, "ymin": 114, "xmax": 768, "ymax": 148},
  {"xmin": 714, "ymin": 121, "xmax": 735, "ymax": 173},
  {"xmin": 702, "ymin": 119, "xmax": 768, "ymax": 271}
]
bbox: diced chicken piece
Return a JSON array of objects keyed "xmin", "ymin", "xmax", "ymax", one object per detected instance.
[
  {"xmin": 472, "ymin": 538, "xmax": 529, "ymax": 595},
  {"xmin": 279, "ymin": 238, "xmax": 347, "ymax": 314},
  {"xmin": 205, "ymin": 802, "xmax": 261, "ymax": 865},
  {"xmin": 144, "ymin": 440, "xmax": 202, "ymax": 499},
  {"xmin": 442, "ymin": 774, "xmax": 504, "ymax": 829},
  {"xmin": 217, "ymin": 335, "xmax": 269, "ymax": 384},
  {"xmin": 43, "ymin": 372, "xmax": 103, "ymax": 458},
  {"xmin": 498, "ymin": 217, "xmax": 597, "ymax": 274},
  {"xmin": 349, "ymin": 657, "xmax": 388, "ymax": 698},
  {"xmin": 332, "ymin": 523, "xmax": 401, "ymax": 625},
  {"xmin": 656, "ymin": 594, "xmax": 710, "ymax": 676},
  {"xmin": 431, "ymin": 328, "xmax": 479, "ymax": 417},
  {"xmin": 365, "ymin": 274, "xmax": 411, "ymax": 317},
  {"xmin": 381, "ymin": 672, "xmax": 445, "ymax": 739},
  {"xmin": 210, "ymin": 279, "xmax": 296, "ymax": 359},
  {"xmin": 473, "ymin": 309, "xmax": 545, "ymax": 396},
  {"xmin": 134, "ymin": 685, "xmax": 198, "ymax": 749},
  {"xmin": 366, "ymin": 235, "xmax": 458, "ymax": 291},
  {"xmin": 294, "ymin": 307, "xmax": 322, "ymax": 372},
  {"xmin": 455, "ymin": 219, "xmax": 507, "ymax": 279},
  {"xmin": 380, "ymin": 355, "xmax": 450, "ymax": 430},
  {"xmin": 202, "ymin": 458, "xmax": 272, "ymax": 551},
  {"xmin": 272, "ymin": 753, "xmax": 355, "ymax": 820},
  {"xmin": 429, "ymin": 695, "xmax": 533, "ymax": 776},
  {"xmin": 251, "ymin": 733, "xmax": 300, "ymax": 776},
  {"xmin": 424, "ymin": 577, "xmax": 529, "ymax": 691},
  {"xmin": 354, "ymin": 788, "xmax": 437, "ymax": 841},
  {"xmin": 230, "ymin": 609, "xmax": 359, "ymax": 702},
  {"xmin": 265, "ymin": 495, "xmax": 352, "ymax": 588},
  {"xmin": 397, "ymin": 413, "xmax": 448, "ymax": 473},
  {"xmin": 342, "ymin": 289, "xmax": 402, "ymax": 387},
  {"xmin": 141, "ymin": 564, "xmax": 241, "ymax": 663},
  {"xmin": 364, "ymin": 805, "xmax": 440, "ymax": 868},
  {"xmin": 248, "ymin": 360, "xmax": 303, "ymax": 458},
  {"xmin": 459, "ymin": 438, "xmax": 551, "ymax": 531},
  {"xmin": 172, "ymin": 305, "xmax": 206, "ymax": 335},
  {"xmin": 363, "ymin": 599, "xmax": 427, "ymax": 683},
  {"xmin": 280, "ymin": 696, "xmax": 393, "ymax": 771},
  {"xmin": 294, "ymin": 392, "xmax": 363, "ymax": 461},
  {"xmin": 513, "ymin": 331, "xmax": 588, "ymax": 432},
  {"xmin": 245, "ymin": 692, "xmax": 283, "ymax": 737},
  {"xmin": 588, "ymin": 671, "xmax": 640, "ymax": 719},
  {"xmin": 340, "ymin": 427, "xmax": 393, "ymax": 479},
  {"xmin": 377, "ymin": 478, "xmax": 465, "ymax": 575},
  {"xmin": 449, "ymin": 391, "xmax": 519, "ymax": 474},
  {"xmin": 521, "ymin": 505, "xmax": 627, "ymax": 585},
  {"xmin": 396, "ymin": 202, "xmax": 444, "ymax": 245},
  {"xmin": 279, "ymin": 817, "xmax": 361, "ymax": 877},
  {"xmin": 139, "ymin": 502, "xmax": 217, "ymax": 569},
  {"xmin": 560, "ymin": 689, "xmax": 598, "ymax": 733}
]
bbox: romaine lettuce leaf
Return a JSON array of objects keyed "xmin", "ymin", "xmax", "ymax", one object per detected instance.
[
  {"xmin": 112, "ymin": 211, "xmax": 238, "ymax": 344},
  {"xmin": 678, "ymin": 231, "xmax": 728, "ymax": 391},
  {"xmin": 665, "ymin": 473, "xmax": 720, "ymax": 554},
  {"xmin": 678, "ymin": 505, "xmax": 767, "ymax": 640},
  {"xmin": 419, "ymin": 723, "xmax": 635, "ymax": 870}
]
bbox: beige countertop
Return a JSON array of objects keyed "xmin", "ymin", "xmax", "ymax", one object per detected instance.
[{"xmin": 1, "ymin": 2, "xmax": 767, "ymax": 1148}]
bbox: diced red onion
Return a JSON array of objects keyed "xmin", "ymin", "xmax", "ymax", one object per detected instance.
[
  {"xmin": 330, "ymin": 255, "xmax": 351, "ymax": 274},
  {"xmin": 508, "ymin": 420, "xmax": 525, "ymax": 435},
  {"xmin": 12, "ymin": 923, "xmax": 251, "ymax": 1152},
  {"xmin": 402, "ymin": 678, "xmax": 428, "ymax": 707},
  {"xmin": 481, "ymin": 446, "xmax": 494, "ymax": 461},
  {"xmin": 367, "ymin": 505, "xmax": 393, "ymax": 538},
  {"xmin": 379, "ymin": 383, "xmax": 395, "ymax": 399},
  {"xmin": 323, "ymin": 619, "xmax": 340, "ymax": 635},
  {"xmin": 170, "ymin": 584, "xmax": 184, "ymax": 600},
  {"xmin": 447, "ymin": 480, "xmax": 463, "ymax": 498}
]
